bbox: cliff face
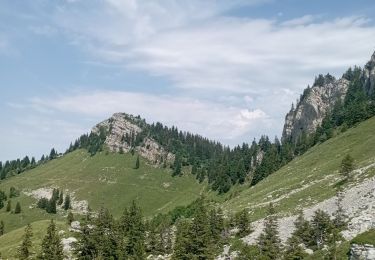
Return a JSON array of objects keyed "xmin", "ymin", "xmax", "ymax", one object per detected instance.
[
  {"xmin": 282, "ymin": 77, "xmax": 349, "ymax": 142},
  {"xmin": 362, "ymin": 52, "xmax": 375, "ymax": 96},
  {"xmin": 92, "ymin": 113, "xmax": 174, "ymax": 165},
  {"xmin": 282, "ymin": 51, "xmax": 375, "ymax": 143}
]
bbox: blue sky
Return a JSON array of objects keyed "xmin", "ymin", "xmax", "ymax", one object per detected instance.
[{"xmin": 1, "ymin": 0, "xmax": 375, "ymax": 161}]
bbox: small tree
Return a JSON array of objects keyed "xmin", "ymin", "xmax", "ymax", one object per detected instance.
[
  {"xmin": 17, "ymin": 224, "xmax": 33, "ymax": 259},
  {"xmin": 57, "ymin": 191, "xmax": 63, "ymax": 205},
  {"xmin": 236, "ymin": 209, "xmax": 252, "ymax": 237},
  {"xmin": 6, "ymin": 200, "xmax": 11, "ymax": 212},
  {"xmin": 134, "ymin": 155, "xmax": 140, "ymax": 169},
  {"xmin": 63, "ymin": 195, "xmax": 71, "ymax": 210},
  {"xmin": 0, "ymin": 220, "xmax": 4, "ymax": 236},
  {"xmin": 340, "ymin": 154, "xmax": 354, "ymax": 180},
  {"xmin": 15, "ymin": 202, "xmax": 21, "ymax": 214}
]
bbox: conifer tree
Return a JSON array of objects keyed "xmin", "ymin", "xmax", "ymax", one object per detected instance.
[
  {"xmin": 310, "ymin": 209, "xmax": 334, "ymax": 249},
  {"xmin": 172, "ymin": 219, "xmax": 192, "ymax": 260},
  {"xmin": 0, "ymin": 220, "xmax": 4, "ymax": 236},
  {"xmin": 209, "ymin": 208, "xmax": 224, "ymax": 241},
  {"xmin": 125, "ymin": 200, "xmax": 145, "ymax": 258},
  {"xmin": 187, "ymin": 199, "xmax": 213, "ymax": 259},
  {"xmin": 292, "ymin": 211, "xmax": 313, "ymax": 246},
  {"xmin": 57, "ymin": 191, "xmax": 63, "ymax": 206},
  {"xmin": 257, "ymin": 203, "xmax": 282, "ymax": 259},
  {"xmin": 236, "ymin": 209, "xmax": 251, "ymax": 237},
  {"xmin": 17, "ymin": 224, "xmax": 33, "ymax": 260},
  {"xmin": 63, "ymin": 194, "xmax": 71, "ymax": 210},
  {"xmin": 340, "ymin": 154, "xmax": 355, "ymax": 180},
  {"xmin": 134, "ymin": 155, "xmax": 140, "ymax": 169},
  {"xmin": 284, "ymin": 235, "xmax": 307, "ymax": 260},
  {"xmin": 38, "ymin": 220, "xmax": 63, "ymax": 260},
  {"xmin": 15, "ymin": 202, "xmax": 21, "ymax": 214},
  {"xmin": 6, "ymin": 200, "xmax": 11, "ymax": 212}
]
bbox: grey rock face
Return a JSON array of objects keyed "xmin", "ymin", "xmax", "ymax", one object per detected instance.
[
  {"xmin": 362, "ymin": 51, "xmax": 375, "ymax": 96},
  {"xmin": 92, "ymin": 113, "xmax": 174, "ymax": 166},
  {"xmin": 282, "ymin": 77, "xmax": 349, "ymax": 142},
  {"xmin": 350, "ymin": 244, "xmax": 375, "ymax": 260}
]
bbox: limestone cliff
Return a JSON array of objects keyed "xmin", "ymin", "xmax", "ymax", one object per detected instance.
[
  {"xmin": 92, "ymin": 113, "xmax": 174, "ymax": 166},
  {"xmin": 282, "ymin": 76, "xmax": 349, "ymax": 142},
  {"xmin": 282, "ymin": 51, "xmax": 375, "ymax": 143}
]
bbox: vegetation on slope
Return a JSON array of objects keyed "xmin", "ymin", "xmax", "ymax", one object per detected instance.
[
  {"xmin": 0, "ymin": 150, "xmax": 206, "ymax": 233},
  {"xmin": 224, "ymin": 116, "xmax": 375, "ymax": 220}
]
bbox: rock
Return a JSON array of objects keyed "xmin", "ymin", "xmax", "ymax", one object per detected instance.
[
  {"xmin": 92, "ymin": 113, "xmax": 174, "ymax": 166},
  {"xmin": 304, "ymin": 248, "xmax": 314, "ymax": 255},
  {"xmin": 350, "ymin": 244, "xmax": 375, "ymax": 260},
  {"xmin": 62, "ymin": 237, "xmax": 78, "ymax": 259},
  {"xmin": 282, "ymin": 76, "xmax": 349, "ymax": 143},
  {"xmin": 70, "ymin": 221, "xmax": 81, "ymax": 231}
]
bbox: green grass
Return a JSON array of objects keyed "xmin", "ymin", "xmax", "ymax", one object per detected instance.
[
  {"xmin": 351, "ymin": 229, "xmax": 375, "ymax": 246},
  {"xmin": 0, "ymin": 150, "xmax": 207, "ymax": 232},
  {"xmin": 224, "ymin": 116, "xmax": 375, "ymax": 221},
  {"xmin": 0, "ymin": 220, "xmax": 68, "ymax": 259}
]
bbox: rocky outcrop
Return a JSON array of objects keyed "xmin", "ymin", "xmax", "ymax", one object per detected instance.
[
  {"xmin": 362, "ymin": 51, "xmax": 375, "ymax": 96},
  {"xmin": 137, "ymin": 137, "xmax": 175, "ymax": 165},
  {"xmin": 350, "ymin": 244, "xmax": 375, "ymax": 260},
  {"xmin": 281, "ymin": 76, "xmax": 349, "ymax": 143},
  {"xmin": 92, "ymin": 113, "xmax": 174, "ymax": 166},
  {"xmin": 282, "ymin": 51, "xmax": 375, "ymax": 143},
  {"xmin": 93, "ymin": 113, "xmax": 142, "ymax": 153}
]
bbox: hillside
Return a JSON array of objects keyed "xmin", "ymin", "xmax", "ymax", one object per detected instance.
[{"xmin": 0, "ymin": 150, "xmax": 206, "ymax": 233}]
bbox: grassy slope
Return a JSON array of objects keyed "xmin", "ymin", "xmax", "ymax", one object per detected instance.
[
  {"xmin": 0, "ymin": 220, "xmax": 67, "ymax": 259},
  {"xmin": 224, "ymin": 116, "xmax": 375, "ymax": 221},
  {"xmin": 0, "ymin": 150, "xmax": 206, "ymax": 232}
]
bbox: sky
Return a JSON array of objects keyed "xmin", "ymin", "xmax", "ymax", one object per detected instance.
[{"xmin": 1, "ymin": 0, "xmax": 375, "ymax": 161}]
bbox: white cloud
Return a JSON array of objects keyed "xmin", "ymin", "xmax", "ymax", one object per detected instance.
[{"xmin": 29, "ymin": 90, "xmax": 271, "ymax": 143}]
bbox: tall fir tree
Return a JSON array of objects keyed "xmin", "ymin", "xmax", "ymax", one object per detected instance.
[
  {"xmin": 17, "ymin": 224, "xmax": 33, "ymax": 260},
  {"xmin": 15, "ymin": 202, "xmax": 21, "ymax": 214},
  {"xmin": 38, "ymin": 220, "xmax": 64, "ymax": 260},
  {"xmin": 0, "ymin": 220, "xmax": 4, "ymax": 236},
  {"xmin": 257, "ymin": 203, "xmax": 282, "ymax": 259}
]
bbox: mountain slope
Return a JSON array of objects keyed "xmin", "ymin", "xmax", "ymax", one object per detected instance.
[
  {"xmin": 225, "ymin": 116, "xmax": 375, "ymax": 218},
  {"xmin": 0, "ymin": 150, "xmax": 206, "ymax": 232}
]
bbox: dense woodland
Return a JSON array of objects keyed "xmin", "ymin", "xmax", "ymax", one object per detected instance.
[{"xmin": 9, "ymin": 198, "xmax": 349, "ymax": 259}]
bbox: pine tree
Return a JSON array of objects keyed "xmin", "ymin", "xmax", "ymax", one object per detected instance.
[
  {"xmin": 38, "ymin": 220, "xmax": 63, "ymax": 260},
  {"xmin": 333, "ymin": 193, "xmax": 346, "ymax": 230},
  {"xmin": 257, "ymin": 203, "xmax": 282, "ymax": 259},
  {"xmin": 17, "ymin": 224, "xmax": 33, "ymax": 260},
  {"xmin": 63, "ymin": 194, "xmax": 71, "ymax": 210},
  {"xmin": 310, "ymin": 209, "xmax": 334, "ymax": 249},
  {"xmin": 15, "ymin": 202, "xmax": 21, "ymax": 214},
  {"xmin": 340, "ymin": 154, "xmax": 355, "ymax": 180},
  {"xmin": 57, "ymin": 191, "xmax": 63, "ymax": 206},
  {"xmin": 47, "ymin": 198, "xmax": 57, "ymax": 214},
  {"xmin": 284, "ymin": 235, "xmax": 307, "ymax": 260},
  {"xmin": 172, "ymin": 219, "xmax": 192, "ymax": 260},
  {"xmin": 236, "ymin": 209, "xmax": 251, "ymax": 237},
  {"xmin": 134, "ymin": 155, "xmax": 140, "ymax": 169},
  {"xmin": 172, "ymin": 154, "xmax": 182, "ymax": 176},
  {"xmin": 292, "ymin": 211, "xmax": 313, "ymax": 247},
  {"xmin": 0, "ymin": 220, "xmax": 4, "ymax": 236},
  {"xmin": 209, "ymin": 208, "xmax": 225, "ymax": 241},
  {"xmin": 125, "ymin": 200, "xmax": 145, "ymax": 258},
  {"xmin": 187, "ymin": 199, "xmax": 213, "ymax": 259},
  {"xmin": 6, "ymin": 200, "xmax": 11, "ymax": 212}
]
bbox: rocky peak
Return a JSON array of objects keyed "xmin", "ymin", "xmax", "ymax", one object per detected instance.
[
  {"xmin": 92, "ymin": 113, "xmax": 174, "ymax": 166},
  {"xmin": 362, "ymin": 51, "xmax": 375, "ymax": 96},
  {"xmin": 282, "ymin": 77, "xmax": 349, "ymax": 143}
]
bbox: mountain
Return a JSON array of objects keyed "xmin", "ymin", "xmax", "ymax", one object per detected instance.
[
  {"xmin": 282, "ymin": 51, "xmax": 375, "ymax": 143},
  {"xmin": 1, "ymin": 51, "xmax": 375, "ymax": 259}
]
